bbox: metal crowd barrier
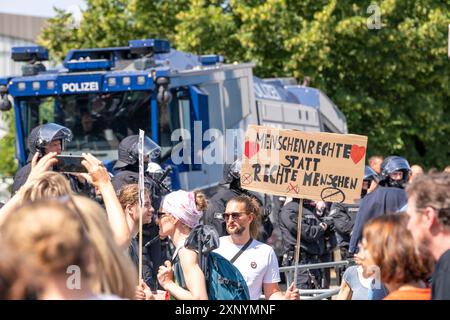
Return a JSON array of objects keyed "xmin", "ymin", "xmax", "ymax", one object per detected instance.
[{"xmin": 278, "ymin": 260, "xmax": 355, "ymax": 300}]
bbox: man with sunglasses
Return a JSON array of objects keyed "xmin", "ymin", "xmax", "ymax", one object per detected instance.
[
  {"xmin": 405, "ymin": 172, "xmax": 450, "ymax": 300},
  {"xmin": 213, "ymin": 195, "xmax": 299, "ymax": 300},
  {"xmin": 204, "ymin": 159, "xmax": 273, "ymax": 243}
]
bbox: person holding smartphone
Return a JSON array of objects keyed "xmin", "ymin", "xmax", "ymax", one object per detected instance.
[
  {"xmin": 11, "ymin": 123, "xmax": 72, "ymax": 194},
  {"xmin": 11, "ymin": 123, "xmax": 94, "ymax": 197}
]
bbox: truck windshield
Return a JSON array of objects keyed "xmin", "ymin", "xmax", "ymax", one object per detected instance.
[{"xmin": 19, "ymin": 92, "xmax": 159, "ymax": 161}]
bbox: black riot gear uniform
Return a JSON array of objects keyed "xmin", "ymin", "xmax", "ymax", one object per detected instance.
[
  {"xmin": 279, "ymin": 199, "xmax": 335, "ymax": 289},
  {"xmin": 329, "ymin": 166, "xmax": 378, "ymax": 260},
  {"xmin": 349, "ymin": 158, "xmax": 409, "ymax": 254}
]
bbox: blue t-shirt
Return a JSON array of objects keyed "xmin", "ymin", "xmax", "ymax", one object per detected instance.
[{"xmin": 343, "ymin": 266, "xmax": 388, "ymax": 300}]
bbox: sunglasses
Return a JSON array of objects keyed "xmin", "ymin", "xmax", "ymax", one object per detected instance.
[
  {"xmin": 157, "ymin": 211, "xmax": 169, "ymax": 219},
  {"xmin": 222, "ymin": 211, "xmax": 247, "ymax": 221}
]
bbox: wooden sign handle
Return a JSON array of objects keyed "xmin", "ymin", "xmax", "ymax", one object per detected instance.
[{"xmin": 292, "ymin": 198, "xmax": 303, "ymax": 288}]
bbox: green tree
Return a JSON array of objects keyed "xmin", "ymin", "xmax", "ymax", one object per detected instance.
[
  {"xmin": 284, "ymin": 1, "xmax": 450, "ymax": 168},
  {"xmin": 0, "ymin": 111, "xmax": 18, "ymax": 177},
  {"xmin": 38, "ymin": 0, "xmax": 190, "ymax": 61},
  {"xmin": 31, "ymin": 0, "xmax": 450, "ymax": 170}
]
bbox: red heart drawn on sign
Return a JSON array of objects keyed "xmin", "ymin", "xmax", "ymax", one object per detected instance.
[
  {"xmin": 244, "ymin": 140, "xmax": 260, "ymax": 159},
  {"xmin": 350, "ymin": 145, "xmax": 366, "ymax": 164}
]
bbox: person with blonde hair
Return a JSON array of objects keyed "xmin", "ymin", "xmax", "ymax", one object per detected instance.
[
  {"xmin": 152, "ymin": 190, "xmax": 209, "ymax": 300},
  {"xmin": 1, "ymin": 152, "xmax": 131, "ymax": 252},
  {"xmin": 2, "ymin": 198, "xmax": 137, "ymax": 299},
  {"xmin": 0, "ymin": 152, "xmax": 58, "ymax": 221},
  {"xmin": 0, "ymin": 243, "xmax": 38, "ymax": 299},
  {"xmin": 0, "ymin": 200, "xmax": 128, "ymax": 299},
  {"xmin": 69, "ymin": 195, "xmax": 137, "ymax": 298},
  {"xmin": 20, "ymin": 171, "xmax": 72, "ymax": 202}
]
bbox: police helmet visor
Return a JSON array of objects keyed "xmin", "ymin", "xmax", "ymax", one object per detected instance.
[
  {"xmin": 364, "ymin": 166, "xmax": 378, "ymax": 181},
  {"xmin": 131, "ymin": 136, "xmax": 161, "ymax": 160},
  {"xmin": 383, "ymin": 157, "xmax": 410, "ymax": 175},
  {"xmin": 143, "ymin": 136, "xmax": 161, "ymax": 159},
  {"xmin": 38, "ymin": 123, "xmax": 73, "ymax": 145},
  {"xmin": 229, "ymin": 159, "xmax": 242, "ymax": 179}
]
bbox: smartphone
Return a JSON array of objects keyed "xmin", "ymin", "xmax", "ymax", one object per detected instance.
[{"xmin": 54, "ymin": 155, "xmax": 87, "ymax": 173}]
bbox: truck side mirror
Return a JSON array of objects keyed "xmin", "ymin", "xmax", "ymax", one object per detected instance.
[
  {"xmin": 0, "ymin": 86, "xmax": 12, "ymax": 111},
  {"xmin": 156, "ymin": 77, "xmax": 172, "ymax": 105}
]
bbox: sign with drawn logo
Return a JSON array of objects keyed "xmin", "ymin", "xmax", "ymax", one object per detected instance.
[{"xmin": 240, "ymin": 125, "xmax": 368, "ymax": 204}]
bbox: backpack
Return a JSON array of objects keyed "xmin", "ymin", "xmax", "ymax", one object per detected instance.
[
  {"xmin": 205, "ymin": 251, "xmax": 250, "ymax": 300},
  {"xmin": 181, "ymin": 224, "xmax": 250, "ymax": 300}
]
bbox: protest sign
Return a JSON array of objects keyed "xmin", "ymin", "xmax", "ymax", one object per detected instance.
[{"xmin": 241, "ymin": 125, "xmax": 368, "ymax": 204}]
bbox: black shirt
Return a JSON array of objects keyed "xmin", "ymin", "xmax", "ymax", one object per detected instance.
[
  {"xmin": 128, "ymin": 224, "xmax": 163, "ymax": 290},
  {"xmin": 279, "ymin": 200, "xmax": 326, "ymax": 256},
  {"xmin": 432, "ymin": 249, "xmax": 450, "ymax": 300}
]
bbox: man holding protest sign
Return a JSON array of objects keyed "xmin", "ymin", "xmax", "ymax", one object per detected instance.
[{"xmin": 240, "ymin": 125, "xmax": 368, "ymax": 287}]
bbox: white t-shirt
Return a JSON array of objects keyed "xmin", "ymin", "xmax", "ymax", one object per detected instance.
[{"xmin": 213, "ymin": 236, "xmax": 281, "ymax": 300}]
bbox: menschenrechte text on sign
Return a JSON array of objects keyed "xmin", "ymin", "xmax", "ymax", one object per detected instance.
[{"xmin": 240, "ymin": 125, "xmax": 368, "ymax": 204}]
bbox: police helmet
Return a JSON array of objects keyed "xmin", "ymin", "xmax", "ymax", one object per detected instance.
[
  {"xmin": 114, "ymin": 135, "xmax": 161, "ymax": 170},
  {"xmin": 147, "ymin": 161, "xmax": 164, "ymax": 180},
  {"xmin": 222, "ymin": 159, "xmax": 242, "ymax": 184},
  {"xmin": 364, "ymin": 166, "xmax": 379, "ymax": 182},
  {"xmin": 379, "ymin": 156, "xmax": 411, "ymax": 188},
  {"xmin": 27, "ymin": 123, "xmax": 73, "ymax": 161}
]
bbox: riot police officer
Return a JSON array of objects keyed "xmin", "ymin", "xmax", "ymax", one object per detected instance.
[
  {"xmin": 377, "ymin": 155, "xmax": 411, "ymax": 189},
  {"xmin": 349, "ymin": 156, "xmax": 410, "ymax": 254},
  {"xmin": 203, "ymin": 159, "xmax": 274, "ymax": 242},
  {"xmin": 279, "ymin": 198, "xmax": 335, "ymax": 289},
  {"xmin": 11, "ymin": 123, "xmax": 91, "ymax": 195},
  {"xmin": 111, "ymin": 135, "xmax": 161, "ymax": 191},
  {"xmin": 329, "ymin": 166, "xmax": 378, "ymax": 260},
  {"xmin": 111, "ymin": 134, "xmax": 168, "ymax": 289}
]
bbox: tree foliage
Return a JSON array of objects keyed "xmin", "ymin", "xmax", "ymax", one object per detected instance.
[
  {"xmin": 28, "ymin": 0, "xmax": 450, "ymax": 170},
  {"xmin": 0, "ymin": 111, "xmax": 18, "ymax": 177}
]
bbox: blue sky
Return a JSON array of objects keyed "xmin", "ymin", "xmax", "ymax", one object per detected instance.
[{"xmin": 0, "ymin": 0, "xmax": 86, "ymax": 17}]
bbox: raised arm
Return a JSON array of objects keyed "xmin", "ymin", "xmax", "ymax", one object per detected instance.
[
  {"xmin": 81, "ymin": 153, "xmax": 130, "ymax": 250},
  {"xmin": 0, "ymin": 152, "xmax": 57, "ymax": 225}
]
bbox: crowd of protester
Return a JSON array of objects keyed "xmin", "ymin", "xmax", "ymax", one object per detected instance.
[{"xmin": 0, "ymin": 123, "xmax": 449, "ymax": 301}]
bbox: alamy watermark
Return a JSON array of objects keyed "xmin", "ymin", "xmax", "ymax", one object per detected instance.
[
  {"xmin": 168, "ymin": 123, "xmax": 286, "ymax": 166},
  {"xmin": 66, "ymin": 265, "xmax": 81, "ymax": 290},
  {"xmin": 367, "ymin": 3, "xmax": 382, "ymax": 30},
  {"xmin": 366, "ymin": 265, "xmax": 382, "ymax": 290}
]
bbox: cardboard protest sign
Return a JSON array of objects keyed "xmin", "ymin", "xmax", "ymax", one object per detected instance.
[{"xmin": 240, "ymin": 125, "xmax": 368, "ymax": 204}]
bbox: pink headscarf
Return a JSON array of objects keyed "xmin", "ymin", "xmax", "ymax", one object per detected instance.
[{"xmin": 161, "ymin": 190, "xmax": 203, "ymax": 229}]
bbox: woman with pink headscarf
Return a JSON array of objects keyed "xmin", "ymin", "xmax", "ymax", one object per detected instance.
[{"xmin": 155, "ymin": 190, "xmax": 209, "ymax": 300}]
